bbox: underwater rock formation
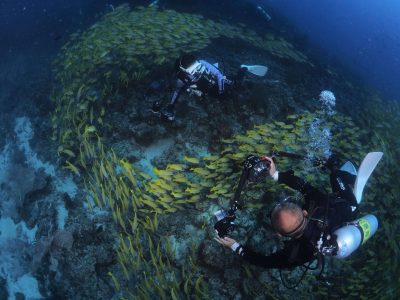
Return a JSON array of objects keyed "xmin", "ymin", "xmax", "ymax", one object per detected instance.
[{"xmin": 42, "ymin": 3, "xmax": 400, "ymax": 300}]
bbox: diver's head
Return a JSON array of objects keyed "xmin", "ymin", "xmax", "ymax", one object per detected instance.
[
  {"xmin": 271, "ymin": 198, "xmax": 308, "ymax": 239},
  {"xmin": 176, "ymin": 54, "xmax": 201, "ymax": 75}
]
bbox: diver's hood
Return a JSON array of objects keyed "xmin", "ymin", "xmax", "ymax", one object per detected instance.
[{"xmin": 180, "ymin": 60, "xmax": 203, "ymax": 75}]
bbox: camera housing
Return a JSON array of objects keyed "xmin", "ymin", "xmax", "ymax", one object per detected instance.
[
  {"xmin": 214, "ymin": 210, "xmax": 236, "ymax": 237},
  {"xmin": 247, "ymin": 156, "xmax": 271, "ymax": 182},
  {"xmin": 213, "ymin": 155, "xmax": 271, "ymax": 237}
]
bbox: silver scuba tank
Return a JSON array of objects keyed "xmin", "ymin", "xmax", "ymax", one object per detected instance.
[{"xmin": 333, "ymin": 214, "xmax": 378, "ymax": 259}]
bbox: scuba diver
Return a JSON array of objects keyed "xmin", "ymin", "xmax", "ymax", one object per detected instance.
[
  {"xmin": 151, "ymin": 54, "xmax": 268, "ymax": 121},
  {"xmin": 214, "ymin": 151, "xmax": 382, "ymax": 279}
]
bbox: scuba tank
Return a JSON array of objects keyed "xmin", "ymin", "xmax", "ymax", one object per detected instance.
[
  {"xmin": 319, "ymin": 214, "xmax": 378, "ymax": 258},
  {"xmin": 319, "ymin": 153, "xmax": 382, "ymax": 258},
  {"xmin": 330, "ymin": 214, "xmax": 378, "ymax": 258}
]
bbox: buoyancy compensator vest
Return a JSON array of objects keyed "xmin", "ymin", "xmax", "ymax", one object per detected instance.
[{"xmin": 178, "ymin": 62, "xmax": 217, "ymax": 97}]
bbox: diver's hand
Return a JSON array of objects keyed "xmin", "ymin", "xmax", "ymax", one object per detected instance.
[
  {"xmin": 151, "ymin": 101, "xmax": 162, "ymax": 113},
  {"xmin": 214, "ymin": 236, "xmax": 236, "ymax": 248},
  {"xmin": 224, "ymin": 78, "xmax": 234, "ymax": 85},
  {"xmin": 217, "ymin": 91, "xmax": 228, "ymax": 101},
  {"xmin": 264, "ymin": 156, "xmax": 277, "ymax": 177}
]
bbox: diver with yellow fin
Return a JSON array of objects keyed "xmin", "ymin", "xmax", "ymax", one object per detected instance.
[
  {"xmin": 151, "ymin": 54, "xmax": 268, "ymax": 121},
  {"xmin": 214, "ymin": 151, "xmax": 383, "ymax": 287}
]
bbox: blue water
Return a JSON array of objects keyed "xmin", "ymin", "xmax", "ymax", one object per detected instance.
[
  {"xmin": 0, "ymin": 0, "xmax": 121, "ymax": 57},
  {"xmin": 258, "ymin": 0, "xmax": 400, "ymax": 100}
]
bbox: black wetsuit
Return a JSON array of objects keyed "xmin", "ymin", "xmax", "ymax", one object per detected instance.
[{"xmin": 236, "ymin": 169, "xmax": 358, "ymax": 269}]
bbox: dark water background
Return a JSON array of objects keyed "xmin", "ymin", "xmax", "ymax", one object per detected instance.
[
  {"xmin": 0, "ymin": 0, "xmax": 124, "ymax": 56},
  {"xmin": 257, "ymin": 0, "xmax": 400, "ymax": 101}
]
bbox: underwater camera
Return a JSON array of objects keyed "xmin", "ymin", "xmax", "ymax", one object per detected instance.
[
  {"xmin": 246, "ymin": 155, "xmax": 271, "ymax": 183},
  {"xmin": 213, "ymin": 155, "xmax": 271, "ymax": 237},
  {"xmin": 213, "ymin": 209, "xmax": 236, "ymax": 238}
]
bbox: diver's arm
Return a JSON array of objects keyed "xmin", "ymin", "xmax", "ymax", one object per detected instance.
[
  {"xmin": 199, "ymin": 60, "xmax": 225, "ymax": 94},
  {"xmin": 170, "ymin": 79, "xmax": 186, "ymax": 105},
  {"xmin": 273, "ymin": 170, "xmax": 323, "ymax": 196},
  {"xmin": 274, "ymin": 170, "xmax": 326, "ymax": 207},
  {"xmin": 215, "ymin": 236, "xmax": 310, "ymax": 269},
  {"xmin": 232, "ymin": 242, "xmax": 310, "ymax": 269},
  {"xmin": 264, "ymin": 156, "xmax": 315, "ymax": 194},
  {"xmin": 276, "ymin": 171, "xmax": 314, "ymax": 194}
]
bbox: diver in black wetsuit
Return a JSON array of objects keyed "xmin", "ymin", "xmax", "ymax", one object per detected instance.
[
  {"xmin": 215, "ymin": 154, "xmax": 379, "ymax": 269},
  {"xmin": 151, "ymin": 54, "xmax": 249, "ymax": 121}
]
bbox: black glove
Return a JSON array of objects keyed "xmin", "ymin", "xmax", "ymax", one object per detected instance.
[
  {"xmin": 161, "ymin": 104, "xmax": 175, "ymax": 121},
  {"xmin": 217, "ymin": 91, "xmax": 229, "ymax": 101},
  {"xmin": 322, "ymin": 154, "xmax": 341, "ymax": 170},
  {"xmin": 214, "ymin": 214, "xmax": 236, "ymax": 237},
  {"xmin": 151, "ymin": 101, "xmax": 161, "ymax": 113}
]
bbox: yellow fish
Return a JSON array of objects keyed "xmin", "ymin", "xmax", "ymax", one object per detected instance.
[
  {"xmin": 153, "ymin": 168, "xmax": 174, "ymax": 179},
  {"xmin": 84, "ymin": 125, "xmax": 97, "ymax": 135},
  {"xmin": 191, "ymin": 168, "xmax": 210, "ymax": 176},
  {"xmin": 185, "ymin": 187, "xmax": 202, "ymax": 194},
  {"xmin": 166, "ymin": 164, "xmax": 185, "ymax": 171},
  {"xmin": 64, "ymin": 161, "xmax": 80, "ymax": 176},
  {"xmin": 203, "ymin": 155, "xmax": 219, "ymax": 161},
  {"xmin": 172, "ymin": 175, "xmax": 187, "ymax": 183},
  {"xmin": 61, "ymin": 149, "xmax": 76, "ymax": 158},
  {"xmin": 184, "ymin": 156, "xmax": 200, "ymax": 164}
]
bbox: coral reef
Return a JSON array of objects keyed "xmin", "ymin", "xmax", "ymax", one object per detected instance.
[
  {"xmin": 51, "ymin": 4, "xmax": 312, "ymax": 159},
  {"xmin": 44, "ymin": 3, "xmax": 400, "ymax": 300}
]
